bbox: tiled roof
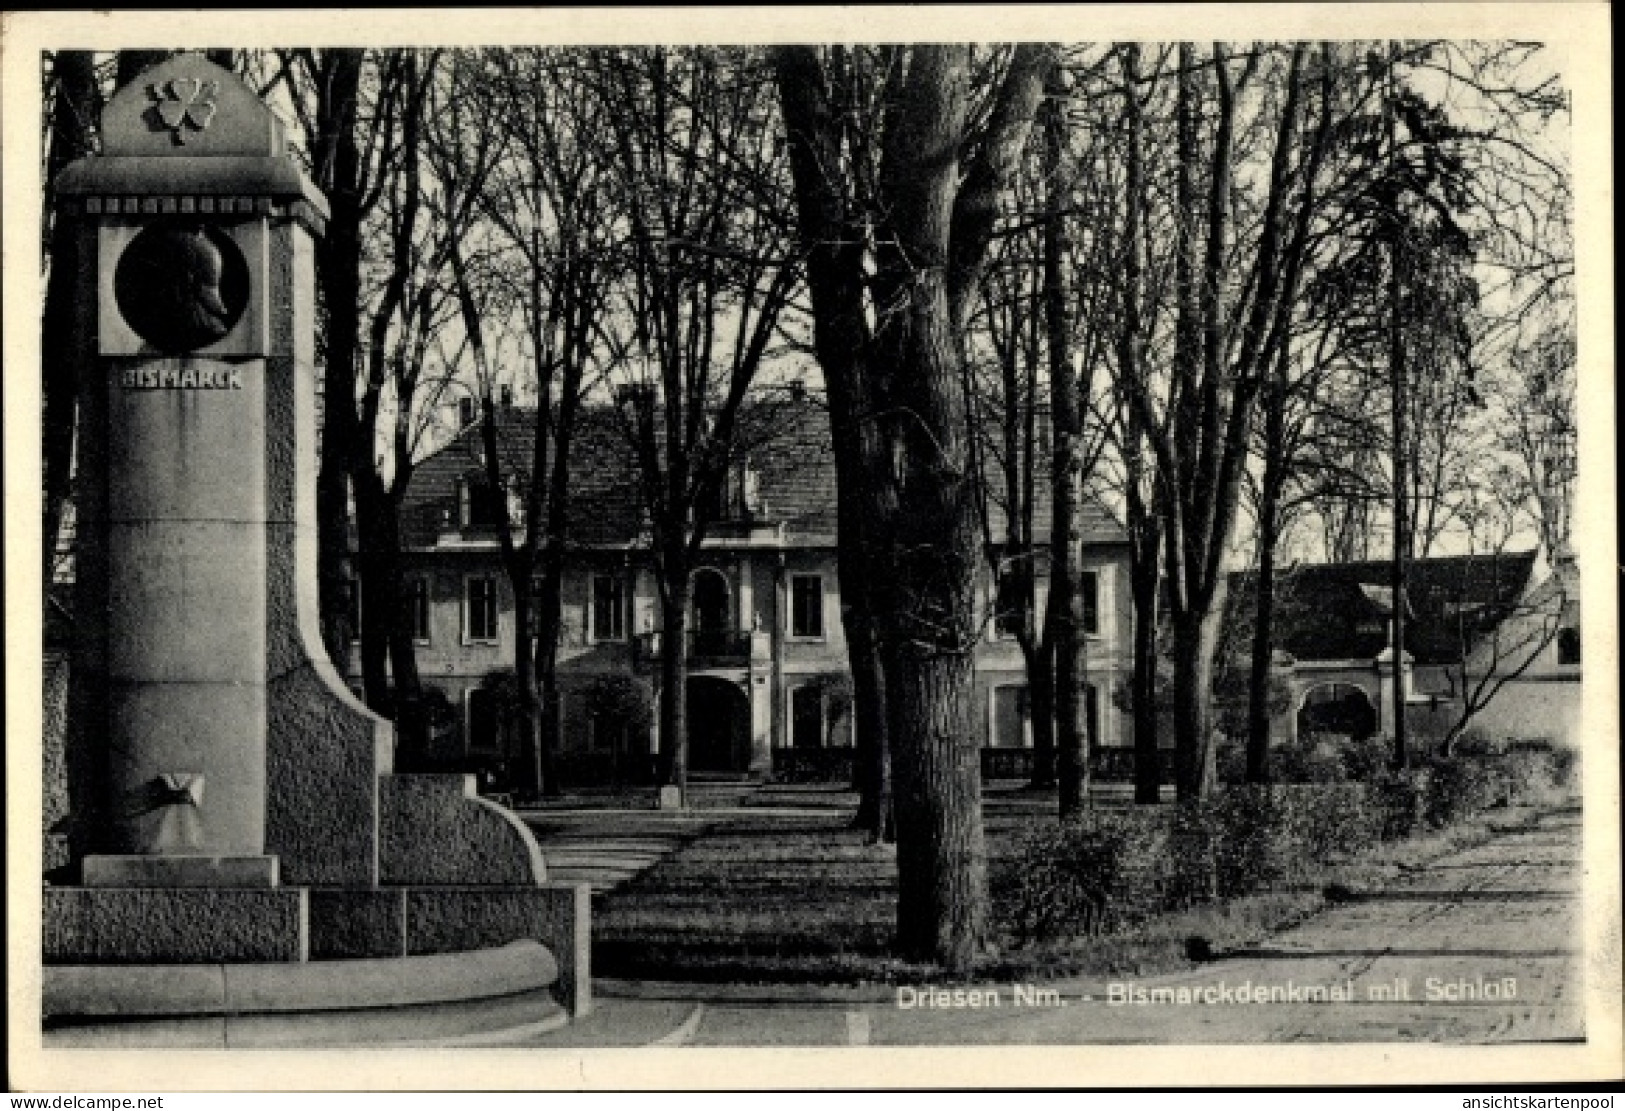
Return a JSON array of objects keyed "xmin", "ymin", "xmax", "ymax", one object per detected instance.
[
  {"xmin": 401, "ymin": 396, "xmax": 1127, "ymax": 551},
  {"xmin": 1226, "ymin": 550, "xmax": 1541, "ymax": 665}
]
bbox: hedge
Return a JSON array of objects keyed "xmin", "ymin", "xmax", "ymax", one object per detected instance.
[{"xmin": 994, "ymin": 739, "xmax": 1574, "ymax": 943}]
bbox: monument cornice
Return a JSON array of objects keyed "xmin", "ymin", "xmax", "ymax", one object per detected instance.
[{"xmin": 57, "ymin": 154, "xmax": 329, "ymax": 234}]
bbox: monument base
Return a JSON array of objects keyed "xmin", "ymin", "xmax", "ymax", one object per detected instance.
[
  {"xmin": 43, "ymin": 941, "xmax": 568, "ymax": 1049},
  {"xmin": 43, "ymin": 881, "xmax": 592, "ymax": 1017},
  {"xmin": 44, "ymin": 886, "xmax": 309, "ymax": 963},
  {"xmin": 307, "ymin": 883, "xmax": 591, "ymax": 1017},
  {"xmin": 83, "ymin": 854, "xmax": 280, "ymax": 888}
]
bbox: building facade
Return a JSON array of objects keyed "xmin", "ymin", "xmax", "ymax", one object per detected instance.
[
  {"xmin": 1226, "ymin": 547, "xmax": 1583, "ymax": 750},
  {"xmin": 341, "ymin": 400, "xmax": 1135, "ymax": 785}
]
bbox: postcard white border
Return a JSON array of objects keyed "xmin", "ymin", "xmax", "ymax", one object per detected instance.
[{"xmin": 4, "ymin": 4, "xmax": 1616, "ymax": 1090}]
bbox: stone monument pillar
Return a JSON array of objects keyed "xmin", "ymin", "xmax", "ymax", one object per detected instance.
[
  {"xmin": 48, "ymin": 56, "xmax": 588, "ymax": 1017},
  {"xmin": 65, "ymin": 60, "xmax": 317, "ymax": 886}
]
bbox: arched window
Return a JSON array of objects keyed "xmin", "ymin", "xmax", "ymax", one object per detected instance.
[{"xmin": 691, "ymin": 568, "xmax": 730, "ymax": 633}]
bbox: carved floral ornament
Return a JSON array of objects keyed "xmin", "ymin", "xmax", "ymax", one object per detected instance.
[{"xmin": 148, "ymin": 76, "xmax": 219, "ymax": 144}]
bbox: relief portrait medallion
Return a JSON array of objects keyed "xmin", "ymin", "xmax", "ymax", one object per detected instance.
[{"xmin": 113, "ymin": 220, "xmax": 249, "ymax": 353}]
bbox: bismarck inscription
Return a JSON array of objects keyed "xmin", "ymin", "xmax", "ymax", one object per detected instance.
[
  {"xmin": 114, "ymin": 220, "xmax": 249, "ymax": 353},
  {"xmin": 120, "ymin": 364, "xmax": 243, "ymax": 390}
]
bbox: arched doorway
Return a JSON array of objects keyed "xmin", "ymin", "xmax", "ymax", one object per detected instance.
[
  {"xmin": 687, "ymin": 675, "xmax": 750, "ymax": 773},
  {"xmin": 1297, "ymin": 682, "xmax": 1378, "ymax": 742}
]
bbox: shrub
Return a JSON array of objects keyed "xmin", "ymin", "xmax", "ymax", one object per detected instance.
[
  {"xmin": 1275, "ymin": 735, "xmax": 1351, "ymax": 784},
  {"xmin": 1217, "ymin": 733, "xmax": 1356, "ymax": 785},
  {"xmin": 994, "ymin": 784, "xmax": 1382, "ymax": 942},
  {"xmin": 1337, "ymin": 732, "xmax": 1394, "ymax": 781},
  {"xmin": 1215, "ymin": 738, "xmax": 1248, "ymax": 785},
  {"xmin": 1277, "ymin": 783, "xmax": 1382, "ymax": 863},
  {"xmin": 1508, "ymin": 737, "xmax": 1573, "ymax": 799},
  {"xmin": 1198, "ymin": 784, "xmax": 1378, "ymax": 896},
  {"xmin": 993, "ymin": 818, "xmax": 1129, "ymax": 943},
  {"xmin": 993, "ymin": 807, "xmax": 1179, "ymax": 942},
  {"xmin": 1495, "ymin": 739, "xmax": 1577, "ymax": 805},
  {"xmin": 1370, "ymin": 767, "xmax": 1431, "ymax": 839},
  {"xmin": 583, "ymin": 674, "xmax": 654, "ymax": 733},
  {"xmin": 1421, "ymin": 754, "xmax": 1512, "ymax": 827},
  {"xmin": 1552, "ymin": 748, "xmax": 1580, "ymax": 790}
]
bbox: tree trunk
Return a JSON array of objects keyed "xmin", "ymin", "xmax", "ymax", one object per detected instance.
[
  {"xmin": 510, "ymin": 575, "xmax": 544, "ymax": 799},
  {"xmin": 532, "ymin": 546, "xmax": 568, "ymax": 798},
  {"xmin": 888, "ymin": 642, "xmax": 986, "ymax": 969},
  {"xmin": 1130, "ymin": 543, "xmax": 1162, "ymax": 804},
  {"xmin": 311, "ymin": 50, "xmax": 367, "ymax": 670},
  {"xmin": 876, "ymin": 244, "xmax": 989, "ymax": 970},
  {"xmin": 1042, "ymin": 73, "xmax": 1087, "ymax": 815},
  {"xmin": 352, "ymin": 480, "xmax": 421, "ymax": 744},
  {"xmin": 1117, "ymin": 43, "xmax": 1162, "ymax": 807},
  {"xmin": 1245, "ymin": 550, "xmax": 1279, "ymax": 784},
  {"xmin": 1025, "ymin": 643, "xmax": 1057, "ymax": 790},
  {"xmin": 657, "ymin": 576, "xmax": 692, "ymax": 801},
  {"xmin": 1388, "ymin": 117, "xmax": 1411, "ymax": 770},
  {"xmin": 379, "ymin": 498, "xmax": 424, "ymax": 762},
  {"xmin": 776, "ymin": 43, "xmax": 1049, "ymax": 969},
  {"xmin": 846, "ymin": 572, "xmax": 894, "ymax": 841},
  {"xmin": 1246, "ymin": 391, "xmax": 1286, "ymax": 782},
  {"xmin": 42, "ymin": 50, "xmax": 98, "ymax": 593},
  {"xmin": 1172, "ymin": 599, "xmax": 1224, "ymax": 801},
  {"xmin": 351, "ymin": 485, "xmax": 393, "ymax": 712}
]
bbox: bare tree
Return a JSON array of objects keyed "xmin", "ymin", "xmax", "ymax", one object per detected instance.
[
  {"xmin": 1109, "ymin": 43, "xmax": 1324, "ymax": 799},
  {"xmin": 1499, "ymin": 315, "xmax": 1575, "ymax": 558},
  {"xmin": 271, "ymin": 49, "xmax": 484, "ymax": 748},
  {"xmin": 441, "ymin": 48, "xmax": 618, "ymax": 797},
  {"xmin": 269, "ymin": 48, "xmax": 403, "ymax": 669},
  {"xmin": 966, "ymin": 54, "xmax": 1110, "ymax": 813},
  {"xmin": 772, "ymin": 46, "xmax": 896, "ymax": 842},
  {"xmin": 41, "ymin": 50, "xmax": 100, "ymax": 592},
  {"xmin": 588, "ymin": 47, "xmax": 800, "ymax": 804},
  {"xmin": 1432, "ymin": 486, "xmax": 1569, "ymax": 754},
  {"xmin": 778, "ymin": 44, "xmax": 1054, "ymax": 968}
]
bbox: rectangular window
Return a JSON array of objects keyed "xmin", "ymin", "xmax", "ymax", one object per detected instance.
[
  {"xmin": 462, "ymin": 478, "xmax": 503, "ymax": 529},
  {"xmin": 464, "ymin": 576, "xmax": 499, "ymax": 642},
  {"xmin": 790, "ymin": 574, "xmax": 824, "ymax": 638},
  {"xmin": 1080, "ymin": 570, "xmax": 1100, "ymax": 636},
  {"xmin": 992, "ymin": 685, "xmax": 1031, "ymax": 749},
  {"xmin": 994, "ymin": 570, "xmax": 1023, "ymax": 638},
  {"xmin": 791, "ymin": 685, "xmax": 824, "ymax": 749},
  {"xmin": 1557, "ymin": 626, "xmax": 1581, "ymax": 666},
  {"xmin": 408, "ymin": 578, "xmax": 430, "ymax": 642},
  {"xmin": 592, "ymin": 574, "xmax": 626, "ymax": 641}
]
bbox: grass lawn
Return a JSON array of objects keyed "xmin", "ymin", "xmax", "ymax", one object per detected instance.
[{"xmin": 591, "ymin": 784, "xmax": 1563, "ymax": 986}]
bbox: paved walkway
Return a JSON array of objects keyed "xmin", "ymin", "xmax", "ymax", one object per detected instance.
[
  {"xmin": 519, "ymin": 780, "xmax": 869, "ymax": 894},
  {"xmin": 522, "ymin": 801, "xmax": 1584, "ymax": 1046},
  {"xmin": 522, "ymin": 811, "xmax": 717, "ymax": 895}
]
